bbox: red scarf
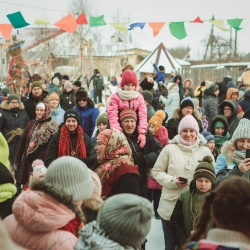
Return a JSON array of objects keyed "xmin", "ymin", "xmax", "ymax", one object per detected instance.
[{"xmin": 58, "ymin": 125, "xmax": 86, "ymax": 157}]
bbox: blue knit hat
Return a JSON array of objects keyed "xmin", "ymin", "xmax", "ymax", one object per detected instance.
[
  {"xmin": 227, "ymin": 81, "xmax": 237, "ymax": 88},
  {"xmin": 201, "ymin": 132, "xmax": 215, "ymax": 143}
]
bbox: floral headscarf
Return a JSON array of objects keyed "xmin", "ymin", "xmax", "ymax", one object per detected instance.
[{"xmin": 94, "ymin": 128, "xmax": 134, "ymax": 184}]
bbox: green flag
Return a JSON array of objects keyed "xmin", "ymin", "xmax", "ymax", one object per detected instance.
[
  {"xmin": 169, "ymin": 22, "xmax": 187, "ymax": 40},
  {"xmin": 89, "ymin": 15, "xmax": 106, "ymax": 27},
  {"xmin": 7, "ymin": 11, "xmax": 29, "ymax": 29},
  {"xmin": 227, "ymin": 18, "xmax": 243, "ymax": 31}
]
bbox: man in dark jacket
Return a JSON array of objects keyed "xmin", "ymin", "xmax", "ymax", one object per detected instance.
[
  {"xmin": 239, "ymin": 90, "xmax": 250, "ymax": 112},
  {"xmin": 23, "ymin": 81, "xmax": 48, "ymax": 120},
  {"xmin": 217, "ymin": 76, "xmax": 232, "ymax": 104},
  {"xmin": 119, "ymin": 109, "xmax": 163, "ymax": 198},
  {"xmin": 73, "ymin": 80, "xmax": 85, "ymax": 92},
  {"xmin": 166, "ymin": 97, "xmax": 203, "ymax": 139},
  {"xmin": 93, "ymin": 70, "xmax": 104, "ymax": 104}
]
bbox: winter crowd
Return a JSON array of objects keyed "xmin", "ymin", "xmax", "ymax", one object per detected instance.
[{"xmin": 1, "ymin": 63, "xmax": 250, "ymax": 250}]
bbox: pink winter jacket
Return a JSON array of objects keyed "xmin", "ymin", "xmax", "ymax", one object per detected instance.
[
  {"xmin": 108, "ymin": 92, "xmax": 147, "ymax": 134},
  {"xmin": 3, "ymin": 190, "xmax": 77, "ymax": 250}
]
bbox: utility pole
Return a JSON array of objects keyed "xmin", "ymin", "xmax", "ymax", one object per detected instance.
[
  {"xmin": 234, "ymin": 29, "xmax": 238, "ymax": 60},
  {"xmin": 203, "ymin": 15, "xmax": 214, "ymax": 62}
]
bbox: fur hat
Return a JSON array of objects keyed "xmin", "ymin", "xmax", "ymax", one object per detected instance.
[
  {"xmin": 31, "ymin": 81, "xmax": 42, "ymax": 90},
  {"xmin": 45, "ymin": 156, "xmax": 93, "ymax": 201},
  {"xmin": 48, "ymin": 92, "xmax": 59, "ymax": 101},
  {"xmin": 120, "ymin": 70, "xmax": 137, "ymax": 88},
  {"xmin": 0, "ymin": 132, "xmax": 10, "ymax": 168},
  {"xmin": 88, "ymin": 169, "xmax": 102, "ymax": 196},
  {"xmin": 201, "ymin": 132, "xmax": 215, "ymax": 143},
  {"xmin": 140, "ymin": 78, "xmax": 154, "ymax": 91},
  {"xmin": 231, "ymin": 118, "xmax": 250, "ymax": 143},
  {"xmin": 178, "ymin": 114, "xmax": 199, "ymax": 135},
  {"xmin": 52, "ymin": 78, "xmax": 59, "ymax": 86},
  {"xmin": 64, "ymin": 109, "xmax": 80, "ymax": 124},
  {"xmin": 75, "ymin": 90, "xmax": 89, "ymax": 106},
  {"xmin": 180, "ymin": 97, "xmax": 194, "ymax": 110},
  {"xmin": 74, "ymin": 81, "xmax": 81, "ymax": 87},
  {"xmin": 32, "ymin": 159, "xmax": 47, "ymax": 180},
  {"xmin": 64, "ymin": 80, "xmax": 73, "ymax": 89},
  {"xmin": 141, "ymin": 90, "xmax": 153, "ymax": 104},
  {"xmin": 119, "ymin": 109, "xmax": 137, "ymax": 122},
  {"xmin": 96, "ymin": 113, "xmax": 108, "ymax": 126},
  {"xmin": 148, "ymin": 110, "xmax": 166, "ymax": 134},
  {"xmin": 97, "ymin": 193, "xmax": 153, "ymax": 247},
  {"xmin": 7, "ymin": 94, "xmax": 19, "ymax": 104},
  {"xmin": 62, "ymin": 75, "xmax": 69, "ymax": 80}
]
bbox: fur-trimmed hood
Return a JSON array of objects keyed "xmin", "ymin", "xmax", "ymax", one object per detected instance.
[
  {"xmin": 220, "ymin": 141, "xmax": 236, "ymax": 163},
  {"xmin": 172, "ymin": 107, "xmax": 201, "ymax": 121},
  {"xmin": 82, "ymin": 193, "xmax": 103, "ymax": 212},
  {"xmin": 167, "ymin": 83, "xmax": 179, "ymax": 92},
  {"xmin": 183, "ymin": 78, "xmax": 193, "ymax": 88},
  {"xmin": 0, "ymin": 100, "xmax": 24, "ymax": 111}
]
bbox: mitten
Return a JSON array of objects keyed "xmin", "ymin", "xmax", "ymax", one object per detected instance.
[{"xmin": 137, "ymin": 133, "xmax": 146, "ymax": 148}]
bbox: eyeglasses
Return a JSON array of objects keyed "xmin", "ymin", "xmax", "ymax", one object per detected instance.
[
  {"xmin": 78, "ymin": 99, "xmax": 87, "ymax": 102},
  {"xmin": 223, "ymin": 108, "xmax": 232, "ymax": 111},
  {"xmin": 9, "ymin": 101, "xmax": 19, "ymax": 104}
]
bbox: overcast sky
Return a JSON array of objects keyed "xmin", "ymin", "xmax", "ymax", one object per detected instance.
[{"xmin": 1, "ymin": 0, "xmax": 250, "ymax": 58}]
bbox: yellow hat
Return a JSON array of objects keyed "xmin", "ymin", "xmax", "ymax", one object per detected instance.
[{"xmin": 148, "ymin": 110, "xmax": 166, "ymax": 134}]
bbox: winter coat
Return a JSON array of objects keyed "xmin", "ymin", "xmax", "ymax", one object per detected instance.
[
  {"xmin": 108, "ymin": 92, "xmax": 147, "ymax": 135},
  {"xmin": 152, "ymin": 134, "xmax": 215, "ymax": 220},
  {"xmin": 153, "ymin": 63, "xmax": 166, "ymax": 83},
  {"xmin": 202, "ymin": 88, "xmax": 219, "ymax": 132},
  {"xmin": 218, "ymin": 100, "xmax": 240, "ymax": 137},
  {"xmin": 73, "ymin": 105, "xmax": 100, "ymax": 138},
  {"xmin": 166, "ymin": 108, "xmax": 203, "ymax": 140},
  {"xmin": 50, "ymin": 105, "xmax": 65, "ymax": 125},
  {"xmin": 48, "ymin": 82, "xmax": 58, "ymax": 95},
  {"xmin": 93, "ymin": 75, "xmax": 104, "ymax": 90},
  {"xmin": 60, "ymin": 89, "xmax": 75, "ymax": 111},
  {"xmin": 0, "ymin": 101, "xmax": 30, "ymax": 164},
  {"xmin": 161, "ymin": 83, "xmax": 180, "ymax": 121},
  {"xmin": 3, "ymin": 182, "xmax": 78, "ymax": 250},
  {"xmin": 146, "ymin": 104, "xmax": 155, "ymax": 121},
  {"xmin": 23, "ymin": 90, "xmax": 48, "ymax": 120},
  {"xmin": 218, "ymin": 76, "xmax": 232, "ymax": 104},
  {"xmin": 239, "ymin": 91, "xmax": 250, "ymax": 112},
  {"xmin": 180, "ymin": 79, "xmax": 194, "ymax": 101},
  {"xmin": 46, "ymin": 128, "xmax": 94, "ymax": 166}
]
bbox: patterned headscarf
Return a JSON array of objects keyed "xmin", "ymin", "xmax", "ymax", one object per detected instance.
[{"xmin": 94, "ymin": 128, "xmax": 134, "ymax": 184}]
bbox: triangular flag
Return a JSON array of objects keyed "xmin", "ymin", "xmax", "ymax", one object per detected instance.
[
  {"xmin": 148, "ymin": 22, "xmax": 165, "ymax": 36},
  {"xmin": 110, "ymin": 23, "xmax": 128, "ymax": 33},
  {"xmin": 227, "ymin": 18, "xmax": 243, "ymax": 31},
  {"xmin": 76, "ymin": 13, "xmax": 88, "ymax": 25},
  {"xmin": 89, "ymin": 15, "xmax": 106, "ymax": 27},
  {"xmin": 54, "ymin": 14, "xmax": 77, "ymax": 33},
  {"xmin": 191, "ymin": 16, "xmax": 203, "ymax": 23},
  {"xmin": 169, "ymin": 22, "xmax": 187, "ymax": 40},
  {"xmin": 128, "ymin": 22, "xmax": 146, "ymax": 30},
  {"xmin": 0, "ymin": 24, "xmax": 13, "ymax": 40},
  {"xmin": 7, "ymin": 11, "xmax": 29, "ymax": 29},
  {"xmin": 34, "ymin": 17, "xmax": 50, "ymax": 25},
  {"xmin": 208, "ymin": 20, "xmax": 230, "ymax": 32}
]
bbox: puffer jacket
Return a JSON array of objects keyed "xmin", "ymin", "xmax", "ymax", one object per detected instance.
[
  {"xmin": 3, "ymin": 181, "xmax": 78, "ymax": 250},
  {"xmin": 161, "ymin": 83, "xmax": 180, "ymax": 121},
  {"xmin": 152, "ymin": 134, "xmax": 215, "ymax": 220},
  {"xmin": 108, "ymin": 92, "xmax": 147, "ymax": 135},
  {"xmin": 51, "ymin": 104, "xmax": 65, "ymax": 125},
  {"xmin": 0, "ymin": 101, "xmax": 30, "ymax": 164},
  {"xmin": 153, "ymin": 63, "xmax": 166, "ymax": 83}
]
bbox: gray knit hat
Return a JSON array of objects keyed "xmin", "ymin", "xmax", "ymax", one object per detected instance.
[
  {"xmin": 141, "ymin": 90, "xmax": 153, "ymax": 104},
  {"xmin": 64, "ymin": 80, "xmax": 73, "ymax": 89},
  {"xmin": 97, "ymin": 193, "xmax": 153, "ymax": 247},
  {"xmin": 45, "ymin": 156, "xmax": 93, "ymax": 201},
  {"xmin": 231, "ymin": 118, "xmax": 250, "ymax": 143}
]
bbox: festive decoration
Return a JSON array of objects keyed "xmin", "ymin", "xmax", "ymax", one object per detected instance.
[
  {"xmin": 76, "ymin": 13, "xmax": 88, "ymax": 25},
  {"xmin": 89, "ymin": 15, "xmax": 106, "ymax": 27},
  {"xmin": 110, "ymin": 23, "xmax": 128, "ymax": 33},
  {"xmin": 34, "ymin": 17, "xmax": 50, "ymax": 25},
  {"xmin": 191, "ymin": 16, "xmax": 203, "ymax": 23},
  {"xmin": 208, "ymin": 20, "xmax": 230, "ymax": 31},
  {"xmin": 7, "ymin": 11, "xmax": 29, "ymax": 29},
  {"xmin": 0, "ymin": 24, "xmax": 13, "ymax": 40},
  {"xmin": 148, "ymin": 22, "xmax": 165, "ymax": 36},
  {"xmin": 54, "ymin": 14, "xmax": 77, "ymax": 33},
  {"xmin": 169, "ymin": 22, "xmax": 187, "ymax": 40},
  {"xmin": 227, "ymin": 18, "xmax": 243, "ymax": 31},
  {"xmin": 128, "ymin": 22, "xmax": 146, "ymax": 30}
]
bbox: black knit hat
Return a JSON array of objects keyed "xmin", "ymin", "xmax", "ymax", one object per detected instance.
[
  {"xmin": 140, "ymin": 78, "xmax": 154, "ymax": 91},
  {"xmin": 180, "ymin": 97, "xmax": 194, "ymax": 110},
  {"xmin": 73, "ymin": 81, "xmax": 81, "ymax": 87},
  {"xmin": 159, "ymin": 65, "xmax": 165, "ymax": 71},
  {"xmin": 64, "ymin": 109, "xmax": 80, "ymax": 124},
  {"xmin": 62, "ymin": 75, "xmax": 69, "ymax": 80},
  {"xmin": 201, "ymin": 81, "xmax": 206, "ymax": 87},
  {"xmin": 141, "ymin": 90, "xmax": 153, "ymax": 104}
]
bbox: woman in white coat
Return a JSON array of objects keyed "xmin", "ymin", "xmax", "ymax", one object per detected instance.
[
  {"xmin": 152, "ymin": 114, "xmax": 215, "ymax": 250},
  {"xmin": 161, "ymin": 82, "xmax": 180, "ymax": 121}
]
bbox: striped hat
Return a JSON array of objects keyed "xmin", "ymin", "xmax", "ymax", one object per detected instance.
[{"xmin": 119, "ymin": 109, "xmax": 137, "ymax": 122}]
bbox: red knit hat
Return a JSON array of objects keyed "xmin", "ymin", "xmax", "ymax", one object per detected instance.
[{"xmin": 120, "ymin": 70, "xmax": 138, "ymax": 88}]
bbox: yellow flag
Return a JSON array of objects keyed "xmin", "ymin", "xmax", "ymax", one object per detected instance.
[
  {"xmin": 208, "ymin": 20, "xmax": 230, "ymax": 31},
  {"xmin": 110, "ymin": 23, "xmax": 128, "ymax": 33},
  {"xmin": 35, "ymin": 17, "xmax": 50, "ymax": 25}
]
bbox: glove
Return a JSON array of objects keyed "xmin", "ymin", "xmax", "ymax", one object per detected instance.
[{"xmin": 137, "ymin": 133, "xmax": 146, "ymax": 148}]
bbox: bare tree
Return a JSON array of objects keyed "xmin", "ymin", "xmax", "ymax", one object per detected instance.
[{"xmin": 168, "ymin": 45, "xmax": 190, "ymax": 60}]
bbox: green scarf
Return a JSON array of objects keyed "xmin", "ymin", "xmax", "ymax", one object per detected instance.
[
  {"xmin": 233, "ymin": 150, "xmax": 245, "ymax": 166},
  {"xmin": 214, "ymin": 132, "xmax": 230, "ymax": 146}
]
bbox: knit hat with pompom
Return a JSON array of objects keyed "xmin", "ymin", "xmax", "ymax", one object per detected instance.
[
  {"xmin": 32, "ymin": 159, "xmax": 47, "ymax": 180},
  {"xmin": 148, "ymin": 110, "xmax": 166, "ymax": 135}
]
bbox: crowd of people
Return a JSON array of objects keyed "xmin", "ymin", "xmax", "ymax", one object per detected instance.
[{"xmin": 1, "ymin": 64, "xmax": 250, "ymax": 250}]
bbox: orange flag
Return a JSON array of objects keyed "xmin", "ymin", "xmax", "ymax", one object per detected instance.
[
  {"xmin": 149, "ymin": 22, "xmax": 165, "ymax": 36},
  {"xmin": 54, "ymin": 14, "xmax": 77, "ymax": 33},
  {"xmin": 0, "ymin": 24, "xmax": 13, "ymax": 40}
]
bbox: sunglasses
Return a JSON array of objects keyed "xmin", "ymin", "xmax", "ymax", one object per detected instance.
[{"xmin": 78, "ymin": 99, "xmax": 87, "ymax": 102}]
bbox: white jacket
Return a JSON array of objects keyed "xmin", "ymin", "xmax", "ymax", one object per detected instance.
[{"xmin": 152, "ymin": 134, "xmax": 215, "ymax": 220}]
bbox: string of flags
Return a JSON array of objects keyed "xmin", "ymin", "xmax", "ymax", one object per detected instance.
[{"xmin": 0, "ymin": 11, "xmax": 244, "ymax": 41}]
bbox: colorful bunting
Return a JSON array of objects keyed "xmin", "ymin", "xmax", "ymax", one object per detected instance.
[
  {"xmin": 7, "ymin": 11, "xmax": 29, "ymax": 29},
  {"xmin": 34, "ymin": 17, "xmax": 50, "ymax": 25},
  {"xmin": 227, "ymin": 18, "xmax": 243, "ymax": 31},
  {"xmin": 191, "ymin": 17, "xmax": 203, "ymax": 23},
  {"xmin": 148, "ymin": 22, "xmax": 165, "ymax": 36},
  {"xmin": 76, "ymin": 13, "xmax": 88, "ymax": 25},
  {"xmin": 208, "ymin": 20, "xmax": 230, "ymax": 32},
  {"xmin": 110, "ymin": 23, "xmax": 128, "ymax": 33},
  {"xmin": 128, "ymin": 23, "xmax": 146, "ymax": 30},
  {"xmin": 169, "ymin": 22, "xmax": 187, "ymax": 40},
  {"xmin": 54, "ymin": 14, "xmax": 77, "ymax": 33},
  {"xmin": 0, "ymin": 24, "xmax": 13, "ymax": 40},
  {"xmin": 89, "ymin": 15, "xmax": 106, "ymax": 27}
]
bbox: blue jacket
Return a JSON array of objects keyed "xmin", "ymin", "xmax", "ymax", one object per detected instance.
[
  {"xmin": 51, "ymin": 105, "xmax": 65, "ymax": 125},
  {"xmin": 73, "ymin": 105, "xmax": 100, "ymax": 138},
  {"xmin": 153, "ymin": 63, "xmax": 166, "ymax": 83},
  {"xmin": 215, "ymin": 154, "xmax": 237, "ymax": 174},
  {"xmin": 48, "ymin": 82, "xmax": 59, "ymax": 95}
]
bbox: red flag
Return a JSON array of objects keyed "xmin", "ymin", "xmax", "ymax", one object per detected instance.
[
  {"xmin": 0, "ymin": 24, "xmax": 13, "ymax": 40},
  {"xmin": 76, "ymin": 13, "xmax": 88, "ymax": 25},
  {"xmin": 191, "ymin": 16, "xmax": 203, "ymax": 23}
]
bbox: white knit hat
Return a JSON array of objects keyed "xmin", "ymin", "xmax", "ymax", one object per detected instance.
[{"xmin": 231, "ymin": 118, "xmax": 250, "ymax": 143}]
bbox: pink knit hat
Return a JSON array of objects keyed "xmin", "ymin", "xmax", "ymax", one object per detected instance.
[
  {"xmin": 178, "ymin": 114, "xmax": 199, "ymax": 134},
  {"xmin": 88, "ymin": 169, "xmax": 102, "ymax": 196},
  {"xmin": 120, "ymin": 70, "xmax": 138, "ymax": 88},
  {"xmin": 32, "ymin": 159, "xmax": 47, "ymax": 179}
]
